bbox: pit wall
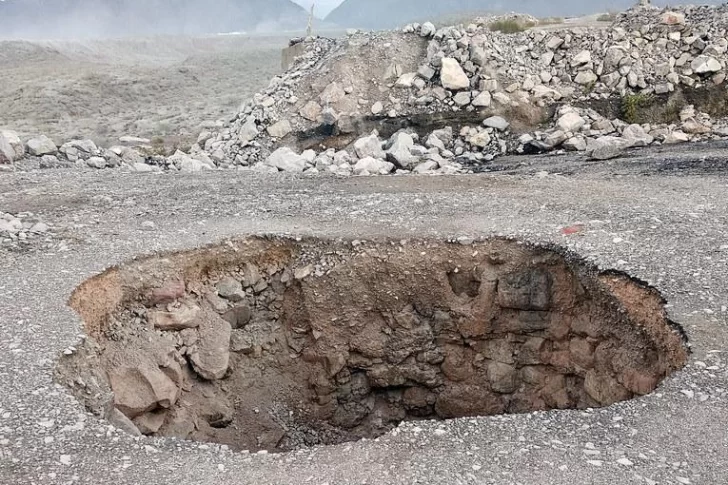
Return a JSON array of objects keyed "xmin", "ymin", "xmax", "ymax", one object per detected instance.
[{"xmin": 58, "ymin": 237, "xmax": 689, "ymax": 451}]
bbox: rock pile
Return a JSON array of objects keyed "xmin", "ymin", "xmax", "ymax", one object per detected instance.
[
  {"xmin": 4, "ymin": 4, "xmax": 728, "ymax": 175},
  {"xmin": 191, "ymin": 3, "xmax": 728, "ymax": 173}
]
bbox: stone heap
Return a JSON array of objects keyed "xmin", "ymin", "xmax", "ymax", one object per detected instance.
[{"xmin": 4, "ymin": 4, "xmax": 728, "ymax": 174}]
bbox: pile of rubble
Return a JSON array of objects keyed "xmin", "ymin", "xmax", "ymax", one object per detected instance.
[{"xmin": 4, "ymin": 4, "xmax": 728, "ymax": 175}]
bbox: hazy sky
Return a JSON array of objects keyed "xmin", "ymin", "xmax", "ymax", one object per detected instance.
[{"xmin": 292, "ymin": 0, "xmax": 344, "ymax": 17}]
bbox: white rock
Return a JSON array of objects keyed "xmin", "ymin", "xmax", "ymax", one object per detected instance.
[
  {"xmin": 299, "ymin": 101, "xmax": 322, "ymax": 121},
  {"xmin": 622, "ymin": 124, "xmax": 654, "ymax": 147},
  {"xmin": 386, "ymin": 132, "xmax": 418, "ymax": 168},
  {"xmin": 471, "ymin": 91, "xmax": 491, "ymax": 107},
  {"xmin": 86, "ymin": 157, "xmax": 107, "ymax": 169},
  {"xmin": 483, "ymin": 116, "xmax": 509, "ymax": 132},
  {"xmin": 453, "ymin": 91, "xmax": 471, "ymax": 106},
  {"xmin": 664, "ymin": 131, "xmax": 690, "ymax": 144},
  {"xmin": 395, "ymin": 72, "xmax": 418, "ymax": 88},
  {"xmin": 353, "ymin": 157, "xmax": 395, "ymax": 175},
  {"xmin": 265, "ymin": 147, "xmax": 307, "ymax": 172},
  {"xmin": 420, "ymin": 22, "xmax": 436, "ymax": 37},
  {"xmin": 0, "ymin": 130, "xmax": 22, "ymax": 163},
  {"xmin": 468, "ymin": 131, "xmax": 491, "ymax": 148},
  {"xmin": 691, "ymin": 55, "xmax": 722, "ymax": 74},
  {"xmin": 440, "ymin": 58, "xmax": 470, "ymax": 91},
  {"xmin": 319, "ymin": 81, "xmax": 346, "ymax": 104},
  {"xmin": 571, "ymin": 50, "xmax": 591, "ymax": 66},
  {"xmin": 354, "ymin": 133, "xmax": 385, "ymax": 159},
  {"xmin": 574, "ymin": 71, "xmax": 598, "ymax": 85},
  {"xmin": 557, "ymin": 112, "xmax": 586, "ymax": 132},
  {"xmin": 26, "ymin": 135, "xmax": 57, "ymax": 156},
  {"xmin": 238, "ymin": 117, "xmax": 259, "ymax": 145},
  {"xmin": 267, "ymin": 120, "xmax": 293, "ymax": 138},
  {"xmin": 371, "ymin": 101, "xmax": 384, "ymax": 115}
]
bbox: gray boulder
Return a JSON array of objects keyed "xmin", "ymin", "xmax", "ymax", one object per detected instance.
[
  {"xmin": 483, "ymin": 116, "xmax": 510, "ymax": 132},
  {"xmin": 440, "ymin": 58, "xmax": 470, "ymax": 90},
  {"xmin": 386, "ymin": 132, "xmax": 418, "ymax": 168},
  {"xmin": 26, "ymin": 135, "xmax": 57, "ymax": 156},
  {"xmin": 353, "ymin": 157, "xmax": 395, "ymax": 175},
  {"xmin": 354, "ymin": 133, "xmax": 386, "ymax": 159},
  {"xmin": 265, "ymin": 147, "xmax": 307, "ymax": 172},
  {"xmin": 267, "ymin": 120, "xmax": 293, "ymax": 138}
]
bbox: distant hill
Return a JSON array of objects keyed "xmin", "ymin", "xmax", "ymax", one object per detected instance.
[
  {"xmin": 0, "ymin": 0, "xmax": 311, "ymax": 39},
  {"xmin": 325, "ymin": 0, "xmax": 722, "ymax": 30}
]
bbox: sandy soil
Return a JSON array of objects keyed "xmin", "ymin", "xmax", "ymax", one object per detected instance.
[{"xmin": 0, "ymin": 34, "xmax": 290, "ymax": 148}]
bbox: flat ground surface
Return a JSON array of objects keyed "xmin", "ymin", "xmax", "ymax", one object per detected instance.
[
  {"xmin": 0, "ymin": 145, "xmax": 727, "ymax": 484},
  {"xmin": 0, "ymin": 35, "xmax": 288, "ymax": 147}
]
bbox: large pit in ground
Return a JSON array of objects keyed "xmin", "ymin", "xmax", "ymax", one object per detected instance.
[{"xmin": 57, "ymin": 237, "xmax": 689, "ymax": 452}]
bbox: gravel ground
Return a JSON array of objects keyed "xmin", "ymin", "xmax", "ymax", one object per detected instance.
[{"xmin": 0, "ymin": 145, "xmax": 727, "ymax": 484}]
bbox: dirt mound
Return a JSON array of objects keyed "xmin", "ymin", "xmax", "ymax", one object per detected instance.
[{"xmin": 57, "ymin": 236, "xmax": 688, "ymax": 452}]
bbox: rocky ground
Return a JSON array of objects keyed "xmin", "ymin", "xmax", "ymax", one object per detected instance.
[
  {"xmin": 5, "ymin": 5, "xmax": 728, "ymax": 177},
  {"xmin": 1, "ymin": 3, "xmax": 728, "ymax": 485},
  {"xmin": 0, "ymin": 145, "xmax": 727, "ymax": 484}
]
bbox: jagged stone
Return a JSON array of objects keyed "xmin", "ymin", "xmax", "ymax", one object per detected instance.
[
  {"xmin": 26, "ymin": 135, "xmax": 57, "ymax": 156},
  {"xmin": 267, "ymin": 120, "xmax": 293, "ymax": 138},
  {"xmin": 265, "ymin": 147, "xmax": 307, "ymax": 172},
  {"xmin": 353, "ymin": 157, "xmax": 395, "ymax": 175},
  {"xmin": 189, "ymin": 309, "xmax": 231, "ymax": 381},
  {"xmin": 440, "ymin": 58, "xmax": 470, "ymax": 91},
  {"xmin": 354, "ymin": 133, "xmax": 385, "ymax": 159}
]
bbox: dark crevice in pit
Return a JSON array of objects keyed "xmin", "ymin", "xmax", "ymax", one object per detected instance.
[{"xmin": 56, "ymin": 237, "xmax": 689, "ymax": 453}]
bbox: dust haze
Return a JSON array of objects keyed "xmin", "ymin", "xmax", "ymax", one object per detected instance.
[{"xmin": 0, "ymin": 0, "xmax": 310, "ymax": 40}]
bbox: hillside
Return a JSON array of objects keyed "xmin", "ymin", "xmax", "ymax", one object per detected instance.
[
  {"xmin": 325, "ymin": 0, "xmax": 721, "ymax": 29},
  {"xmin": 0, "ymin": 0, "xmax": 310, "ymax": 39}
]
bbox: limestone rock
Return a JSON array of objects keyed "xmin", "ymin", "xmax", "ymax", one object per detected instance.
[
  {"xmin": 267, "ymin": 120, "xmax": 293, "ymax": 138},
  {"xmin": 395, "ymin": 72, "xmax": 418, "ymax": 88},
  {"xmin": 664, "ymin": 131, "xmax": 689, "ymax": 144},
  {"xmin": 420, "ymin": 21, "xmax": 436, "ymax": 37},
  {"xmin": 353, "ymin": 157, "xmax": 395, "ymax": 175},
  {"xmin": 265, "ymin": 147, "xmax": 307, "ymax": 172},
  {"xmin": 26, "ymin": 135, "xmax": 57, "ymax": 156},
  {"xmin": 0, "ymin": 134, "xmax": 15, "ymax": 164},
  {"xmin": 691, "ymin": 55, "xmax": 722, "ymax": 74},
  {"xmin": 571, "ymin": 50, "xmax": 591, "ymax": 67},
  {"xmin": 299, "ymin": 101, "xmax": 322, "ymax": 121},
  {"xmin": 319, "ymin": 81, "xmax": 346, "ymax": 105},
  {"xmin": 482, "ymin": 116, "xmax": 509, "ymax": 132},
  {"xmin": 189, "ymin": 309, "xmax": 232, "ymax": 381},
  {"xmin": 386, "ymin": 132, "xmax": 418, "ymax": 169},
  {"xmin": 354, "ymin": 133, "xmax": 386, "ymax": 159},
  {"xmin": 556, "ymin": 112, "xmax": 586, "ymax": 132},
  {"xmin": 238, "ymin": 117, "xmax": 259, "ymax": 145},
  {"xmin": 622, "ymin": 124, "xmax": 654, "ymax": 147},
  {"xmin": 468, "ymin": 131, "xmax": 492, "ymax": 148},
  {"xmin": 0, "ymin": 130, "xmax": 23, "ymax": 159},
  {"xmin": 440, "ymin": 58, "xmax": 470, "ymax": 91},
  {"xmin": 149, "ymin": 305, "xmax": 202, "ymax": 331},
  {"xmin": 471, "ymin": 91, "xmax": 491, "ymax": 107},
  {"xmin": 588, "ymin": 136, "xmax": 629, "ymax": 160},
  {"xmin": 107, "ymin": 364, "xmax": 179, "ymax": 419},
  {"xmin": 574, "ymin": 70, "xmax": 598, "ymax": 85}
]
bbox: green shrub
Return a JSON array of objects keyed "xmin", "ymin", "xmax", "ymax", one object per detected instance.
[
  {"xmin": 489, "ymin": 19, "xmax": 534, "ymax": 33},
  {"xmin": 622, "ymin": 93, "xmax": 653, "ymax": 124}
]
